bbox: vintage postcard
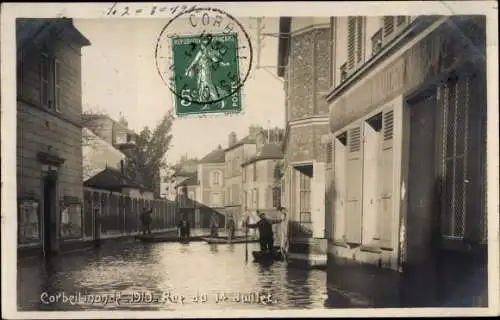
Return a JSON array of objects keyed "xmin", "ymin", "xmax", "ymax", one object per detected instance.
[{"xmin": 1, "ymin": 1, "xmax": 498, "ymax": 319}]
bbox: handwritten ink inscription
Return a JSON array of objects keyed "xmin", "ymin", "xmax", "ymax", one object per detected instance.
[{"xmin": 106, "ymin": 3, "xmax": 197, "ymax": 17}]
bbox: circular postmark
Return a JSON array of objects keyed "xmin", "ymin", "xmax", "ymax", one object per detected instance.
[{"xmin": 155, "ymin": 7, "xmax": 253, "ymax": 115}]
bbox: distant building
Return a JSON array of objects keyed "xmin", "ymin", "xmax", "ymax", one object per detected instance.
[
  {"xmin": 175, "ymin": 172, "xmax": 200, "ymax": 227},
  {"xmin": 84, "ymin": 166, "xmax": 155, "ymax": 200},
  {"xmin": 82, "ymin": 127, "xmax": 126, "ymax": 181},
  {"xmin": 159, "ymin": 167, "xmax": 177, "ymax": 201},
  {"xmin": 17, "ymin": 18, "xmax": 91, "ymax": 255},
  {"xmin": 241, "ymin": 133, "xmax": 284, "ymax": 214},
  {"xmin": 223, "ymin": 129, "xmax": 259, "ymax": 227},
  {"xmin": 81, "ymin": 113, "xmax": 137, "ymax": 152},
  {"xmin": 197, "ymin": 145, "xmax": 226, "ymax": 228}
]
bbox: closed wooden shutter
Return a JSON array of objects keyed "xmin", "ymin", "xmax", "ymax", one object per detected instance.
[
  {"xmin": 377, "ymin": 109, "xmax": 395, "ymax": 248},
  {"xmin": 356, "ymin": 17, "xmax": 364, "ymax": 63},
  {"xmin": 325, "ymin": 141, "xmax": 333, "ymax": 239},
  {"xmin": 334, "ymin": 134, "xmax": 347, "ymax": 241},
  {"xmin": 347, "ymin": 17, "xmax": 356, "ymax": 69},
  {"xmin": 345, "ymin": 125, "xmax": 363, "ymax": 244},
  {"xmin": 383, "ymin": 16, "xmax": 395, "ymax": 38}
]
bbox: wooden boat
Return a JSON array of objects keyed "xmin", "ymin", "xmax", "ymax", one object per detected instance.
[
  {"xmin": 252, "ymin": 248, "xmax": 284, "ymax": 262},
  {"xmin": 136, "ymin": 234, "xmax": 204, "ymax": 243},
  {"xmin": 201, "ymin": 236, "xmax": 259, "ymax": 244}
]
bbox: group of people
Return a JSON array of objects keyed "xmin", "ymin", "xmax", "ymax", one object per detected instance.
[{"xmin": 139, "ymin": 206, "xmax": 288, "ymax": 254}]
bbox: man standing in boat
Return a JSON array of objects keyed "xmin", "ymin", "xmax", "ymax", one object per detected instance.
[{"xmin": 244, "ymin": 210, "xmax": 285, "ymax": 252}]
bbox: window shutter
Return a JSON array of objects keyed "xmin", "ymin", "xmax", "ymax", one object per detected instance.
[
  {"xmin": 356, "ymin": 17, "xmax": 364, "ymax": 63},
  {"xmin": 377, "ymin": 109, "xmax": 395, "ymax": 248},
  {"xmin": 383, "ymin": 16, "xmax": 395, "ymax": 38},
  {"xmin": 54, "ymin": 59, "xmax": 61, "ymax": 112},
  {"xmin": 347, "ymin": 17, "xmax": 356, "ymax": 69},
  {"xmin": 326, "ymin": 141, "xmax": 333, "ymax": 164},
  {"xmin": 334, "ymin": 136, "xmax": 347, "ymax": 241},
  {"xmin": 345, "ymin": 125, "xmax": 363, "ymax": 244},
  {"xmin": 325, "ymin": 141, "xmax": 333, "ymax": 239},
  {"xmin": 41, "ymin": 54, "xmax": 50, "ymax": 107}
]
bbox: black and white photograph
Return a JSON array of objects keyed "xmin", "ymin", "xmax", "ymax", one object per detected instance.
[{"xmin": 1, "ymin": 1, "xmax": 498, "ymax": 318}]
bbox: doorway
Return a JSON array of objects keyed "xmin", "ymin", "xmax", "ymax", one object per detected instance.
[
  {"xmin": 407, "ymin": 89, "xmax": 438, "ymax": 265},
  {"xmin": 43, "ymin": 175, "xmax": 56, "ymax": 257}
]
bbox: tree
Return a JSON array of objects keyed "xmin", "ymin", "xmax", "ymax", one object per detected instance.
[{"xmin": 123, "ymin": 111, "xmax": 175, "ymax": 197}]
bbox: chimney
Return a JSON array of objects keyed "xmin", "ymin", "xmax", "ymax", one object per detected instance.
[{"xmin": 228, "ymin": 132, "xmax": 237, "ymax": 147}]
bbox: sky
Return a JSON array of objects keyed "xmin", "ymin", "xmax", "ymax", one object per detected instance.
[{"xmin": 74, "ymin": 17, "xmax": 285, "ymax": 164}]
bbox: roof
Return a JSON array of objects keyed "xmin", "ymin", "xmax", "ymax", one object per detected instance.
[
  {"xmin": 241, "ymin": 143, "xmax": 283, "ymax": 166},
  {"xmin": 224, "ymin": 135, "xmax": 256, "ymax": 152},
  {"xmin": 17, "ymin": 18, "xmax": 91, "ymax": 62},
  {"xmin": 84, "ymin": 167, "xmax": 143, "ymax": 191},
  {"xmin": 200, "ymin": 147, "xmax": 225, "ymax": 164},
  {"xmin": 173, "ymin": 170, "xmax": 197, "ymax": 177},
  {"xmin": 277, "ymin": 17, "xmax": 292, "ymax": 77},
  {"xmin": 176, "ymin": 172, "xmax": 199, "ymax": 187},
  {"xmin": 82, "ymin": 113, "xmax": 137, "ymax": 137}
]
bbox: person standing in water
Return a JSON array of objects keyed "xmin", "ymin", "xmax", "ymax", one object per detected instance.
[
  {"xmin": 209, "ymin": 212, "xmax": 219, "ymax": 237},
  {"xmin": 244, "ymin": 210, "xmax": 285, "ymax": 252},
  {"xmin": 140, "ymin": 207, "xmax": 153, "ymax": 236},
  {"xmin": 178, "ymin": 214, "xmax": 191, "ymax": 241},
  {"xmin": 226, "ymin": 214, "xmax": 236, "ymax": 241}
]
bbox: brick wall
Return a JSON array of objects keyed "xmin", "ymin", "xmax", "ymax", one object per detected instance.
[{"xmin": 287, "ymin": 27, "xmax": 332, "ymax": 122}]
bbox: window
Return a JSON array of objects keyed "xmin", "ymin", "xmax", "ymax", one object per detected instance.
[
  {"xmin": 347, "ymin": 16, "xmax": 364, "ymax": 71},
  {"xmin": 299, "ymin": 171, "xmax": 313, "ymax": 237},
  {"xmin": 371, "ymin": 29, "xmax": 383, "ymax": 56},
  {"xmin": 211, "ymin": 170, "xmax": 221, "ymax": 186},
  {"xmin": 440, "ymin": 75, "xmax": 476, "ymax": 240},
  {"xmin": 340, "ymin": 63, "xmax": 348, "ymax": 82},
  {"xmin": 381, "ymin": 16, "xmax": 411, "ymax": 45},
  {"xmin": 40, "ymin": 53, "xmax": 62, "ymax": 112}
]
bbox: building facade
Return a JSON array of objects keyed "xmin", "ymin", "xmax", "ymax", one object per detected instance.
[
  {"xmin": 324, "ymin": 15, "xmax": 487, "ymax": 275},
  {"xmin": 81, "ymin": 114, "xmax": 137, "ymax": 151},
  {"xmin": 17, "ymin": 19, "xmax": 91, "ymax": 255},
  {"xmin": 175, "ymin": 173, "xmax": 200, "ymax": 228},
  {"xmin": 223, "ymin": 131, "xmax": 257, "ymax": 228},
  {"xmin": 198, "ymin": 146, "xmax": 226, "ymax": 228},
  {"xmin": 277, "ymin": 17, "xmax": 333, "ymax": 263},
  {"xmin": 82, "ymin": 127, "xmax": 126, "ymax": 181}
]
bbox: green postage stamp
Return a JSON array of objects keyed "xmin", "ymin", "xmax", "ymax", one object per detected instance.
[{"xmin": 170, "ymin": 33, "xmax": 242, "ymax": 115}]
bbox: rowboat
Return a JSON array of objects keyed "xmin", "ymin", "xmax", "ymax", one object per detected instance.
[
  {"xmin": 136, "ymin": 234, "xmax": 204, "ymax": 243},
  {"xmin": 252, "ymin": 248, "xmax": 283, "ymax": 263},
  {"xmin": 201, "ymin": 236, "xmax": 260, "ymax": 244}
]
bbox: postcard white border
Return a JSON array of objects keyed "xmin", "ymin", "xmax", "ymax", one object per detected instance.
[{"xmin": 1, "ymin": 1, "xmax": 499, "ymax": 319}]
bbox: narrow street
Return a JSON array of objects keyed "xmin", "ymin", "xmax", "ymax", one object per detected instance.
[{"xmin": 17, "ymin": 241, "xmax": 330, "ymax": 311}]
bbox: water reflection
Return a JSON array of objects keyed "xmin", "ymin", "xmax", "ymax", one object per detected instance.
[{"xmin": 18, "ymin": 241, "xmax": 327, "ymax": 311}]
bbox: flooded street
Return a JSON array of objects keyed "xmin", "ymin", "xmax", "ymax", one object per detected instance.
[{"xmin": 18, "ymin": 241, "xmax": 329, "ymax": 311}]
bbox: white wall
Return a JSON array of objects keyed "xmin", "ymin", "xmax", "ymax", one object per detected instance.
[{"xmin": 82, "ymin": 127, "xmax": 125, "ymax": 181}]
